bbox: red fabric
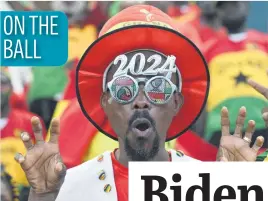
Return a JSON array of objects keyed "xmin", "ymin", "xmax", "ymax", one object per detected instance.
[
  {"xmin": 175, "ymin": 131, "xmax": 217, "ymax": 161},
  {"xmin": 112, "ymin": 150, "xmax": 171, "ymax": 201},
  {"xmin": 111, "ymin": 151, "xmax": 128, "ymax": 201},
  {"xmin": 205, "ymin": 30, "xmax": 268, "ymax": 62},
  {"xmin": 63, "ymin": 59, "xmax": 79, "ymax": 100},
  {"xmin": 1, "ymin": 109, "xmax": 46, "ymax": 140},
  {"xmin": 9, "ymin": 92, "xmax": 28, "ymax": 111},
  {"xmin": 197, "ymin": 25, "xmax": 226, "ymax": 44},
  {"xmin": 78, "ymin": 5, "xmax": 209, "ymax": 141},
  {"xmin": 168, "ymin": 4, "xmax": 201, "ymax": 27},
  {"xmin": 83, "ymin": 3, "xmax": 108, "ymax": 28},
  {"xmin": 59, "ymin": 99, "xmax": 106, "ymax": 168}
]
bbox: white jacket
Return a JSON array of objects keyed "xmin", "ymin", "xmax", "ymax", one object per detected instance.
[{"xmin": 56, "ymin": 150, "xmax": 198, "ymax": 201}]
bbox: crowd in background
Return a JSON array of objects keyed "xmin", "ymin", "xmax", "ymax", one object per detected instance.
[{"xmin": 1, "ymin": 1, "xmax": 268, "ymax": 201}]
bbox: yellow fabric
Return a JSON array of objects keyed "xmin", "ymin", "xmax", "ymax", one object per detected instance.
[
  {"xmin": 106, "ymin": 21, "xmax": 173, "ymax": 34},
  {"xmin": 173, "ymin": 10, "xmax": 198, "ymax": 24},
  {"xmin": 68, "ymin": 25, "xmax": 97, "ymax": 62},
  {"xmin": 265, "ymin": 156, "xmax": 268, "ymax": 162},
  {"xmin": 83, "ymin": 131, "xmax": 177, "ymax": 160},
  {"xmin": 207, "ymin": 49, "xmax": 268, "ymax": 111},
  {"xmin": 46, "ymin": 100, "xmax": 70, "ymax": 141},
  {"xmin": 0, "ymin": 138, "xmax": 28, "ymax": 186}
]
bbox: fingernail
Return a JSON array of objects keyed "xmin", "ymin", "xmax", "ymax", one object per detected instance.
[
  {"xmin": 31, "ymin": 116, "xmax": 39, "ymax": 124},
  {"xmin": 249, "ymin": 120, "xmax": 255, "ymax": 125},
  {"xmin": 240, "ymin": 106, "xmax": 246, "ymax": 111},
  {"xmin": 14, "ymin": 153, "xmax": 20, "ymax": 160},
  {"xmin": 14, "ymin": 153, "xmax": 22, "ymax": 162},
  {"xmin": 21, "ymin": 132, "xmax": 30, "ymax": 141},
  {"xmin": 262, "ymin": 113, "xmax": 268, "ymax": 119}
]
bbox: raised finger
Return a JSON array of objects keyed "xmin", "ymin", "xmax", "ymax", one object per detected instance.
[
  {"xmin": 262, "ymin": 112, "xmax": 268, "ymax": 127},
  {"xmin": 247, "ymin": 79, "xmax": 268, "ymax": 99},
  {"xmin": 243, "ymin": 120, "xmax": 255, "ymax": 144},
  {"xmin": 54, "ymin": 154, "xmax": 66, "ymax": 178},
  {"xmin": 14, "ymin": 153, "xmax": 25, "ymax": 167},
  {"xmin": 49, "ymin": 118, "xmax": 60, "ymax": 144},
  {"xmin": 221, "ymin": 107, "xmax": 230, "ymax": 136},
  {"xmin": 20, "ymin": 132, "xmax": 34, "ymax": 150},
  {"xmin": 31, "ymin": 116, "xmax": 44, "ymax": 144},
  {"xmin": 252, "ymin": 136, "xmax": 264, "ymax": 152},
  {"xmin": 55, "ymin": 162, "xmax": 67, "ymax": 179},
  {"xmin": 233, "ymin": 106, "xmax": 246, "ymax": 138}
]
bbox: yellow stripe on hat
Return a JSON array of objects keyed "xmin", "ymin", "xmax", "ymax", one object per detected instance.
[{"xmin": 105, "ymin": 21, "xmax": 173, "ymax": 35}]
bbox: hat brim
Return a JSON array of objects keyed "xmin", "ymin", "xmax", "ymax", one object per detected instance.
[{"xmin": 76, "ymin": 25, "xmax": 210, "ymax": 141}]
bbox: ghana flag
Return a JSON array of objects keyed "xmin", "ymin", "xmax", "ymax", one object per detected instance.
[{"xmin": 205, "ymin": 30, "xmax": 268, "ymax": 146}]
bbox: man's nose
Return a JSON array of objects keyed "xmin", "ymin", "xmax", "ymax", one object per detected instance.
[{"xmin": 132, "ymin": 89, "xmax": 150, "ymax": 109}]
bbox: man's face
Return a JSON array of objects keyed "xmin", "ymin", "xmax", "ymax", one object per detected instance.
[
  {"xmin": 101, "ymin": 50, "xmax": 183, "ymax": 161},
  {"xmin": 217, "ymin": 1, "xmax": 249, "ymax": 32},
  {"xmin": 1, "ymin": 72, "xmax": 12, "ymax": 110}
]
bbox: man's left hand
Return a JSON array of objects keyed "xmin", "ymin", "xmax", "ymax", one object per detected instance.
[{"xmin": 217, "ymin": 106, "xmax": 264, "ymax": 161}]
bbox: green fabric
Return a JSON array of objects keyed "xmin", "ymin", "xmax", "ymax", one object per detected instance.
[
  {"xmin": 256, "ymin": 149, "xmax": 268, "ymax": 161},
  {"xmin": 108, "ymin": 1, "xmax": 121, "ymax": 17},
  {"xmin": 205, "ymin": 97, "xmax": 268, "ymax": 141},
  {"xmin": 27, "ymin": 67, "xmax": 68, "ymax": 103}
]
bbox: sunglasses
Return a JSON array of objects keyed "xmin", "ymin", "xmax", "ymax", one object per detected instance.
[{"xmin": 106, "ymin": 74, "xmax": 178, "ymax": 105}]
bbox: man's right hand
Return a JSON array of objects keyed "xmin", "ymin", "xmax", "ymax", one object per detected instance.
[{"xmin": 14, "ymin": 117, "xmax": 66, "ymax": 194}]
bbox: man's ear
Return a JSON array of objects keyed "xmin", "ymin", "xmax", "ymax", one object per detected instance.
[
  {"xmin": 173, "ymin": 92, "xmax": 184, "ymax": 116},
  {"xmin": 100, "ymin": 92, "xmax": 109, "ymax": 112}
]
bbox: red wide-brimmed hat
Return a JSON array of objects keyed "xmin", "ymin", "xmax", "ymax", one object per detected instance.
[{"xmin": 76, "ymin": 5, "xmax": 209, "ymax": 141}]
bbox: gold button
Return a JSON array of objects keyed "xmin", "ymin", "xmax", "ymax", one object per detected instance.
[
  {"xmin": 98, "ymin": 170, "xmax": 106, "ymax": 180},
  {"xmin": 97, "ymin": 155, "xmax": 104, "ymax": 162},
  {"xmin": 104, "ymin": 184, "xmax": 112, "ymax": 192}
]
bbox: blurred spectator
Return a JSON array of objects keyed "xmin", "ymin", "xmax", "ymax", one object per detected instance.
[
  {"xmin": 1, "ymin": 165, "xmax": 18, "ymax": 201},
  {"xmin": 168, "ymin": 1, "xmax": 201, "ymax": 26},
  {"xmin": 204, "ymin": 1, "xmax": 268, "ymax": 148},
  {"xmin": 196, "ymin": 2, "xmax": 226, "ymax": 49},
  {"xmin": 7, "ymin": 67, "xmax": 31, "ymax": 111},
  {"xmin": 27, "ymin": 67, "xmax": 67, "ymax": 130},
  {"xmin": 176, "ymin": 2, "xmax": 227, "ymax": 53},
  {"xmin": 0, "ymin": 69, "xmax": 47, "ymax": 198}
]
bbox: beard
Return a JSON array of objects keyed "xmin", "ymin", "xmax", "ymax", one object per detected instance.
[
  {"xmin": 222, "ymin": 16, "xmax": 247, "ymax": 33},
  {"xmin": 124, "ymin": 133, "xmax": 160, "ymax": 161},
  {"xmin": 124, "ymin": 110, "xmax": 160, "ymax": 161}
]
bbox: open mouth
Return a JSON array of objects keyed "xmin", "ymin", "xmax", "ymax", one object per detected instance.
[
  {"xmin": 136, "ymin": 122, "xmax": 150, "ymax": 131},
  {"xmin": 131, "ymin": 118, "xmax": 152, "ymax": 137}
]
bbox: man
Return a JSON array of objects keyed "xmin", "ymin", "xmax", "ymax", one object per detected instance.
[
  {"xmin": 0, "ymin": 70, "xmax": 46, "ymax": 199},
  {"xmin": 248, "ymin": 70, "xmax": 268, "ymax": 161},
  {"xmin": 204, "ymin": 1, "xmax": 268, "ymax": 147},
  {"xmin": 14, "ymin": 5, "xmax": 264, "ymax": 201}
]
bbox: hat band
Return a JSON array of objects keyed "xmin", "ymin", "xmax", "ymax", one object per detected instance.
[
  {"xmin": 105, "ymin": 21, "xmax": 173, "ymax": 35},
  {"xmin": 102, "ymin": 49, "xmax": 182, "ymax": 93}
]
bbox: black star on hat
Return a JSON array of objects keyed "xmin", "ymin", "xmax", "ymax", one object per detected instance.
[{"xmin": 234, "ymin": 72, "xmax": 250, "ymax": 86}]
